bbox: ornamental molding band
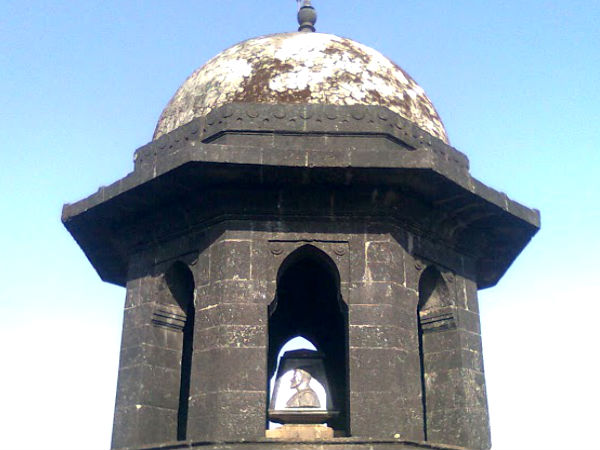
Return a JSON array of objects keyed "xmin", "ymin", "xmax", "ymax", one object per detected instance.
[
  {"xmin": 62, "ymin": 5, "xmax": 539, "ymax": 450},
  {"xmin": 151, "ymin": 307, "xmax": 187, "ymax": 332},
  {"xmin": 145, "ymin": 103, "xmax": 460, "ymax": 166},
  {"xmin": 419, "ymin": 308, "xmax": 458, "ymax": 334}
]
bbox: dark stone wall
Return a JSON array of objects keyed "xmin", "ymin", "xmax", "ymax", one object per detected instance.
[
  {"xmin": 417, "ymin": 268, "xmax": 490, "ymax": 449},
  {"xmin": 346, "ymin": 232, "xmax": 422, "ymax": 441},
  {"xmin": 111, "ymin": 217, "xmax": 490, "ymax": 449},
  {"xmin": 188, "ymin": 233, "xmax": 268, "ymax": 441},
  {"xmin": 112, "ymin": 260, "xmax": 185, "ymax": 447}
]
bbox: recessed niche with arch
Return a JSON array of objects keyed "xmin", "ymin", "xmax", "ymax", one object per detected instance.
[
  {"xmin": 417, "ymin": 265, "xmax": 454, "ymax": 441},
  {"xmin": 163, "ymin": 261, "xmax": 196, "ymax": 441},
  {"xmin": 267, "ymin": 245, "xmax": 349, "ymax": 435}
]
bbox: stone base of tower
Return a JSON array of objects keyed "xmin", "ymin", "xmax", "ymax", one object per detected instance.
[{"xmin": 121, "ymin": 438, "xmax": 470, "ymax": 450}]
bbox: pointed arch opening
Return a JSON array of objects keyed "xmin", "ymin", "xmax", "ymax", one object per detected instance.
[
  {"xmin": 267, "ymin": 245, "xmax": 349, "ymax": 435},
  {"xmin": 164, "ymin": 261, "xmax": 196, "ymax": 441}
]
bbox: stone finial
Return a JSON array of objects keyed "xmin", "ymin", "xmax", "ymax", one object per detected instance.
[{"xmin": 297, "ymin": 0, "xmax": 317, "ymax": 32}]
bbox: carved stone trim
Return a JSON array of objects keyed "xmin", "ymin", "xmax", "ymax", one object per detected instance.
[
  {"xmin": 266, "ymin": 239, "xmax": 351, "ymax": 302},
  {"xmin": 419, "ymin": 307, "xmax": 457, "ymax": 333},
  {"xmin": 151, "ymin": 307, "xmax": 186, "ymax": 331},
  {"xmin": 268, "ymin": 239, "xmax": 349, "ymax": 243},
  {"xmin": 137, "ymin": 104, "xmax": 469, "ymax": 171}
]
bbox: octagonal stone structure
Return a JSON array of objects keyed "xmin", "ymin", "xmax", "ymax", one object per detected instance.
[
  {"xmin": 63, "ymin": 101, "xmax": 539, "ymax": 450},
  {"xmin": 63, "ymin": 20, "xmax": 539, "ymax": 450}
]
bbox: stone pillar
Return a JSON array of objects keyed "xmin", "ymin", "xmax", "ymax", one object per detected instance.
[
  {"xmin": 187, "ymin": 235, "xmax": 268, "ymax": 441},
  {"xmin": 420, "ymin": 272, "xmax": 491, "ymax": 450},
  {"xmin": 348, "ymin": 234, "xmax": 423, "ymax": 440},
  {"xmin": 111, "ymin": 259, "xmax": 186, "ymax": 448}
]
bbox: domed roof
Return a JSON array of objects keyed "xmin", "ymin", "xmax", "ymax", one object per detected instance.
[{"xmin": 154, "ymin": 32, "xmax": 448, "ymax": 143}]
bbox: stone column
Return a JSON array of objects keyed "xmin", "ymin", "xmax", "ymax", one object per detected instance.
[
  {"xmin": 421, "ymin": 274, "xmax": 491, "ymax": 450},
  {"xmin": 348, "ymin": 234, "xmax": 423, "ymax": 440},
  {"xmin": 187, "ymin": 234, "xmax": 268, "ymax": 441},
  {"xmin": 111, "ymin": 259, "xmax": 186, "ymax": 448}
]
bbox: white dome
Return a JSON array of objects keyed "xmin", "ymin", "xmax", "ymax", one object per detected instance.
[{"xmin": 154, "ymin": 32, "xmax": 448, "ymax": 143}]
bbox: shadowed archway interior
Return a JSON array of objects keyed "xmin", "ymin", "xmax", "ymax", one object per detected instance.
[
  {"xmin": 417, "ymin": 266, "xmax": 451, "ymax": 441},
  {"xmin": 267, "ymin": 245, "xmax": 349, "ymax": 435},
  {"xmin": 164, "ymin": 262, "xmax": 196, "ymax": 441}
]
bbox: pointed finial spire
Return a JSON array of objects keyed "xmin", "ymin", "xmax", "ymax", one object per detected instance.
[{"xmin": 297, "ymin": 0, "xmax": 317, "ymax": 32}]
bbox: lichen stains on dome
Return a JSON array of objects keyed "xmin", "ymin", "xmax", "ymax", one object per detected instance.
[{"xmin": 154, "ymin": 32, "xmax": 448, "ymax": 143}]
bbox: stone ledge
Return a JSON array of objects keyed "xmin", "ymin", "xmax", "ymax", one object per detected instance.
[
  {"xmin": 145, "ymin": 104, "xmax": 460, "ymax": 167},
  {"xmin": 265, "ymin": 425, "xmax": 334, "ymax": 440},
  {"xmin": 120, "ymin": 437, "xmax": 469, "ymax": 450}
]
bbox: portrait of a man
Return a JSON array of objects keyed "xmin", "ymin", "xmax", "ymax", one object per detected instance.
[{"xmin": 285, "ymin": 368, "xmax": 320, "ymax": 408}]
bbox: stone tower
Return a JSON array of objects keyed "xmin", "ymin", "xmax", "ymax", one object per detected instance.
[{"xmin": 62, "ymin": 7, "xmax": 539, "ymax": 450}]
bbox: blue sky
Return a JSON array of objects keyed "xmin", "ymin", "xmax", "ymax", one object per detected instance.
[{"xmin": 1, "ymin": 1, "xmax": 599, "ymax": 449}]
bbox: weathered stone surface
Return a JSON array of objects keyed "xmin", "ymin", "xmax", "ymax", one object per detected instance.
[
  {"xmin": 208, "ymin": 280, "xmax": 270, "ymax": 305},
  {"xmin": 364, "ymin": 240, "xmax": 405, "ymax": 284},
  {"xmin": 189, "ymin": 391, "xmax": 265, "ymax": 420},
  {"xmin": 427, "ymin": 407, "xmax": 491, "ymax": 450},
  {"xmin": 424, "ymin": 348, "xmax": 484, "ymax": 375},
  {"xmin": 116, "ymin": 364, "xmax": 181, "ymax": 410},
  {"xmin": 350, "ymin": 391, "xmax": 423, "ymax": 435},
  {"xmin": 187, "ymin": 412, "xmax": 265, "ymax": 442},
  {"xmin": 195, "ymin": 303, "xmax": 266, "ymax": 329},
  {"xmin": 154, "ymin": 34, "xmax": 448, "ymax": 143},
  {"xmin": 349, "ymin": 304, "xmax": 399, "ymax": 327},
  {"xmin": 456, "ymin": 309, "xmax": 482, "ymax": 335},
  {"xmin": 210, "ymin": 240, "xmax": 252, "ymax": 282},
  {"xmin": 348, "ymin": 282, "xmax": 395, "ymax": 305},
  {"xmin": 120, "ymin": 323, "xmax": 183, "ymax": 351},
  {"xmin": 349, "ymin": 347, "xmax": 406, "ymax": 390},
  {"xmin": 191, "ymin": 347, "xmax": 267, "ymax": 392},
  {"xmin": 266, "ymin": 424, "xmax": 334, "ymax": 440},
  {"xmin": 425, "ymin": 369, "xmax": 487, "ymax": 412},
  {"xmin": 421, "ymin": 328, "xmax": 482, "ymax": 355},
  {"xmin": 112, "ymin": 405, "xmax": 177, "ymax": 449},
  {"xmin": 194, "ymin": 324, "xmax": 266, "ymax": 350},
  {"xmin": 118, "ymin": 344, "xmax": 182, "ymax": 371}
]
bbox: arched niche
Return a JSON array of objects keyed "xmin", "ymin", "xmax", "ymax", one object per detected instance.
[
  {"xmin": 267, "ymin": 245, "xmax": 349, "ymax": 435},
  {"xmin": 417, "ymin": 265, "xmax": 452, "ymax": 441},
  {"xmin": 164, "ymin": 261, "xmax": 196, "ymax": 441},
  {"xmin": 418, "ymin": 267, "xmax": 451, "ymax": 312}
]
